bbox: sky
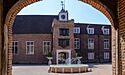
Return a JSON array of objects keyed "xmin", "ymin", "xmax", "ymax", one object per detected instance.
[{"xmin": 18, "ymin": 0, "xmax": 111, "ymax": 25}]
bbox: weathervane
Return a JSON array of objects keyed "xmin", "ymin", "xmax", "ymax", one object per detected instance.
[{"xmin": 61, "ymin": 0, "xmax": 65, "ymax": 10}]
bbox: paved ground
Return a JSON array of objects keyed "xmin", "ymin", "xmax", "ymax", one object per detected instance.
[{"xmin": 12, "ymin": 64, "xmax": 112, "ymax": 75}]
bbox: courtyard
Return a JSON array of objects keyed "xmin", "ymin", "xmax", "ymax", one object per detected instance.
[{"xmin": 12, "ymin": 64, "xmax": 112, "ymax": 75}]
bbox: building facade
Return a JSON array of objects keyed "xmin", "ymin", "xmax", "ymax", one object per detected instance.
[{"xmin": 12, "ymin": 9, "xmax": 111, "ymax": 64}]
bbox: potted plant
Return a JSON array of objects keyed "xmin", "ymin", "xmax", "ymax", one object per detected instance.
[
  {"xmin": 47, "ymin": 52, "xmax": 52, "ymax": 57},
  {"xmin": 47, "ymin": 52, "xmax": 53, "ymax": 65}
]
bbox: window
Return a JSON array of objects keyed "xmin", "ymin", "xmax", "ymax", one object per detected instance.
[
  {"xmin": 43, "ymin": 41, "xmax": 51, "ymax": 55},
  {"xmin": 26, "ymin": 41, "xmax": 34, "ymax": 55},
  {"xmin": 59, "ymin": 39, "xmax": 69, "ymax": 48},
  {"xmin": 104, "ymin": 39, "xmax": 109, "ymax": 49},
  {"xmin": 87, "ymin": 28, "xmax": 94, "ymax": 34},
  {"xmin": 74, "ymin": 38, "xmax": 80, "ymax": 49},
  {"xmin": 104, "ymin": 52, "xmax": 110, "ymax": 59},
  {"xmin": 59, "ymin": 28, "xmax": 69, "ymax": 36},
  {"xmin": 103, "ymin": 28, "xmax": 109, "ymax": 35},
  {"xmin": 74, "ymin": 27, "xmax": 80, "ymax": 33},
  {"xmin": 88, "ymin": 38, "xmax": 94, "ymax": 49},
  {"xmin": 88, "ymin": 52, "xmax": 94, "ymax": 59},
  {"xmin": 12, "ymin": 41, "xmax": 18, "ymax": 54}
]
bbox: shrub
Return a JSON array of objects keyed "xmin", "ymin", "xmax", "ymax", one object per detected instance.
[{"xmin": 48, "ymin": 52, "xmax": 52, "ymax": 57}]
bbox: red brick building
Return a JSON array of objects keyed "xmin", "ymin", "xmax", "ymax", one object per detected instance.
[{"xmin": 12, "ymin": 9, "xmax": 111, "ymax": 64}]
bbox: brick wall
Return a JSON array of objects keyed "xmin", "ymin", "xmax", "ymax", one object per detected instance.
[
  {"xmin": 13, "ymin": 34, "xmax": 52, "ymax": 64},
  {"xmin": 119, "ymin": 0, "xmax": 125, "ymax": 75},
  {"xmin": 80, "ymin": 34, "xmax": 111, "ymax": 63},
  {"xmin": 75, "ymin": 25, "xmax": 111, "ymax": 63},
  {"xmin": 52, "ymin": 19, "xmax": 75, "ymax": 63}
]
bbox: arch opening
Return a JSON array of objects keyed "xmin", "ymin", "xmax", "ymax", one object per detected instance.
[{"xmin": 4, "ymin": 0, "xmax": 117, "ymax": 75}]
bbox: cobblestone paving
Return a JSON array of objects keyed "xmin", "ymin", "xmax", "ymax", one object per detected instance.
[{"xmin": 12, "ymin": 64, "xmax": 112, "ymax": 75}]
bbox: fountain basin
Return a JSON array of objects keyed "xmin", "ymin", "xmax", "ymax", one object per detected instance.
[{"xmin": 49, "ymin": 64, "xmax": 89, "ymax": 73}]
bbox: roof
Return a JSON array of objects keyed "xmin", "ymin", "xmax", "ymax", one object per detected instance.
[
  {"xmin": 75, "ymin": 23, "xmax": 111, "ymax": 35},
  {"xmin": 13, "ymin": 15, "xmax": 111, "ymax": 35},
  {"xmin": 13, "ymin": 15, "xmax": 58, "ymax": 34}
]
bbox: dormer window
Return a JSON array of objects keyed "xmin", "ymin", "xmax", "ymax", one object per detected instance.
[
  {"xmin": 87, "ymin": 28, "xmax": 94, "ymax": 34},
  {"xmin": 103, "ymin": 28, "xmax": 109, "ymax": 35},
  {"xmin": 74, "ymin": 27, "xmax": 80, "ymax": 34}
]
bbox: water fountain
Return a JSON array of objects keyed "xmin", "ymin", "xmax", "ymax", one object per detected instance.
[
  {"xmin": 77, "ymin": 57, "xmax": 82, "ymax": 64},
  {"xmin": 76, "ymin": 53, "xmax": 82, "ymax": 64},
  {"xmin": 48, "ymin": 51, "xmax": 90, "ymax": 73}
]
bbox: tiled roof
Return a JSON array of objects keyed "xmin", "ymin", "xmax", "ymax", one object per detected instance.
[
  {"xmin": 13, "ymin": 15, "xmax": 58, "ymax": 34},
  {"xmin": 13, "ymin": 15, "xmax": 111, "ymax": 35}
]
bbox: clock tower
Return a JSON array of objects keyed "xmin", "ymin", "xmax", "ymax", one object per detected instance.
[
  {"xmin": 58, "ymin": 1, "xmax": 68, "ymax": 21},
  {"xmin": 52, "ymin": 1, "xmax": 76, "ymax": 64}
]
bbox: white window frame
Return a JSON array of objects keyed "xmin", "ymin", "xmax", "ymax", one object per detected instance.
[
  {"xmin": 43, "ymin": 41, "xmax": 51, "ymax": 55},
  {"xmin": 74, "ymin": 38, "xmax": 80, "ymax": 49},
  {"xmin": 74, "ymin": 27, "xmax": 80, "ymax": 33},
  {"xmin": 87, "ymin": 28, "xmax": 94, "ymax": 34},
  {"xmin": 104, "ymin": 52, "xmax": 110, "ymax": 59},
  {"xmin": 103, "ymin": 28, "xmax": 109, "ymax": 35},
  {"xmin": 88, "ymin": 52, "xmax": 94, "ymax": 60},
  {"xmin": 12, "ymin": 41, "xmax": 19, "ymax": 55},
  {"xmin": 88, "ymin": 38, "xmax": 94, "ymax": 49},
  {"xmin": 26, "ymin": 41, "xmax": 34, "ymax": 55},
  {"xmin": 104, "ymin": 39, "xmax": 110, "ymax": 49}
]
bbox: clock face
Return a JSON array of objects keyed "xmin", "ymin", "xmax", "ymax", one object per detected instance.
[{"xmin": 61, "ymin": 15, "xmax": 65, "ymax": 19}]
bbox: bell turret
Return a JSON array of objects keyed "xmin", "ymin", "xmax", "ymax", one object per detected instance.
[{"xmin": 58, "ymin": 1, "xmax": 68, "ymax": 21}]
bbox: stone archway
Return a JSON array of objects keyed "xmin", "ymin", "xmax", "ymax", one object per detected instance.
[
  {"xmin": 4, "ymin": 0, "xmax": 117, "ymax": 75},
  {"xmin": 56, "ymin": 49, "xmax": 71, "ymax": 64}
]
